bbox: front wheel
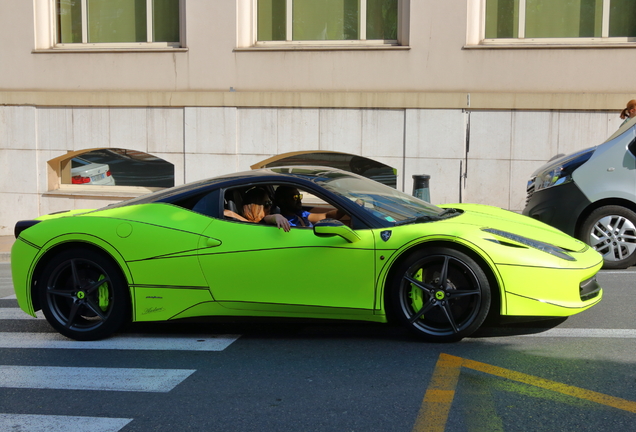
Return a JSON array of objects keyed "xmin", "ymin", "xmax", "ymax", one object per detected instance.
[
  {"xmin": 387, "ymin": 247, "xmax": 491, "ymax": 342},
  {"xmin": 38, "ymin": 248, "xmax": 130, "ymax": 341},
  {"xmin": 580, "ymin": 205, "xmax": 636, "ymax": 269}
]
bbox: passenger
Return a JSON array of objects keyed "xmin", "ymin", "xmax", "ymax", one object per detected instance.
[
  {"xmin": 242, "ymin": 187, "xmax": 291, "ymax": 232},
  {"xmin": 274, "ymin": 185, "xmax": 343, "ymax": 228}
]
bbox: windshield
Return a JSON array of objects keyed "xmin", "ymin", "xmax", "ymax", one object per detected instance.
[{"xmin": 311, "ymin": 171, "xmax": 446, "ymax": 225}]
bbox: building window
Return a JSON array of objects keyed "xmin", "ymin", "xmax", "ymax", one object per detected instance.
[
  {"xmin": 256, "ymin": 0, "xmax": 399, "ymax": 44},
  {"xmin": 483, "ymin": 0, "xmax": 636, "ymax": 42},
  {"xmin": 251, "ymin": 151, "xmax": 397, "ymax": 188},
  {"xmin": 55, "ymin": 0, "xmax": 181, "ymax": 47},
  {"xmin": 48, "ymin": 149, "xmax": 174, "ymax": 196}
]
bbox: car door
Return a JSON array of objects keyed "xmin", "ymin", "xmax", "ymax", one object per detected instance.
[{"xmin": 197, "ymin": 218, "xmax": 377, "ymax": 311}]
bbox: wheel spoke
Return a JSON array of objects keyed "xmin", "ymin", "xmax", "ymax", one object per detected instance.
[
  {"xmin": 449, "ymin": 289, "xmax": 481, "ymax": 299},
  {"xmin": 84, "ymin": 277, "xmax": 110, "ymax": 295},
  {"xmin": 70, "ymin": 259, "xmax": 81, "ymax": 290},
  {"xmin": 404, "ymin": 274, "xmax": 435, "ymax": 293},
  {"xmin": 409, "ymin": 299, "xmax": 436, "ymax": 324},
  {"xmin": 440, "ymin": 302, "xmax": 459, "ymax": 333},
  {"xmin": 439, "ymin": 256, "xmax": 450, "ymax": 289},
  {"xmin": 47, "ymin": 288, "xmax": 75, "ymax": 299},
  {"xmin": 85, "ymin": 298, "xmax": 107, "ymax": 320},
  {"xmin": 64, "ymin": 301, "xmax": 81, "ymax": 329}
]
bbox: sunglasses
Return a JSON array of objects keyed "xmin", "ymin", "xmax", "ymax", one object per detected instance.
[{"xmin": 292, "ymin": 194, "xmax": 303, "ymax": 201}]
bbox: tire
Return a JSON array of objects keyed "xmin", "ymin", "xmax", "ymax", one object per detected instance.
[
  {"xmin": 38, "ymin": 248, "xmax": 130, "ymax": 341},
  {"xmin": 387, "ymin": 247, "xmax": 491, "ymax": 342},
  {"xmin": 580, "ymin": 205, "xmax": 636, "ymax": 269}
]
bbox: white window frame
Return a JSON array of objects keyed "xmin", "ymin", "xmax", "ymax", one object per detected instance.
[
  {"xmin": 238, "ymin": 0, "xmax": 409, "ymax": 48},
  {"xmin": 466, "ymin": 0, "xmax": 636, "ymax": 47},
  {"xmin": 34, "ymin": 0, "xmax": 185, "ymax": 51}
]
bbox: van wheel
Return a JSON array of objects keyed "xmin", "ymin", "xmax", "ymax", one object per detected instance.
[{"xmin": 580, "ymin": 205, "xmax": 636, "ymax": 269}]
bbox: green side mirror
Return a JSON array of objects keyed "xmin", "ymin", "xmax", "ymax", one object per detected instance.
[{"xmin": 313, "ymin": 219, "xmax": 360, "ymax": 243}]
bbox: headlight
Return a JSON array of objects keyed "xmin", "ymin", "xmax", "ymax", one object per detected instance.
[
  {"xmin": 482, "ymin": 228, "xmax": 575, "ymax": 261},
  {"xmin": 534, "ymin": 148, "xmax": 595, "ymax": 192}
]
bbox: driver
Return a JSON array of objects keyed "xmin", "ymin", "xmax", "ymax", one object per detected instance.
[{"xmin": 274, "ymin": 185, "xmax": 344, "ymax": 227}]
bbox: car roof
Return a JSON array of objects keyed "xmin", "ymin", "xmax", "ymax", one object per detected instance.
[{"xmin": 99, "ymin": 166, "xmax": 352, "ymax": 210}]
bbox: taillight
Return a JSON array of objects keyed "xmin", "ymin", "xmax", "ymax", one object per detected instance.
[
  {"xmin": 106, "ymin": 170, "xmax": 111, "ymax": 177},
  {"xmin": 72, "ymin": 176, "xmax": 90, "ymax": 184}
]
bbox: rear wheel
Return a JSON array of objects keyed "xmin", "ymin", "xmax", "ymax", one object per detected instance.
[
  {"xmin": 38, "ymin": 248, "xmax": 129, "ymax": 341},
  {"xmin": 580, "ymin": 205, "xmax": 636, "ymax": 269},
  {"xmin": 387, "ymin": 247, "xmax": 491, "ymax": 342}
]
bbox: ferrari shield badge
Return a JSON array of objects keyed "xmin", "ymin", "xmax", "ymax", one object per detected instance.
[{"xmin": 381, "ymin": 230, "xmax": 392, "ymax": 242}]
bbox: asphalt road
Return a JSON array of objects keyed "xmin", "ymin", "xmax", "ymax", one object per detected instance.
[{"xmin": 1, "ymin": 262, "xmax": 634, "ymax": 431}]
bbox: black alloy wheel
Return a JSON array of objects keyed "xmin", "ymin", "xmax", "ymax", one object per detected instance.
[
  {"xmin": 39, "ymin": 248, "xmax": 129, "ymax": 341},
  {"xmin": 388, "ymin": 247, "xmax": 491, "ymax": 342}
]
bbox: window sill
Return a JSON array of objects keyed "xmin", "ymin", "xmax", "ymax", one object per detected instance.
[
  {"xmin": 33, "ymin": 48, "xmax": 188, "ymax": 54},
  {"xmin": 235, "ymin": 45, "xmax": 410, "ymax": 52},
  {"xmin": 464, "ymin": 42, "xmax": 636, "ymax": 50},
  {"xmin": 44, "ymin": 185, "xmax": 164, "ymax": 200}
]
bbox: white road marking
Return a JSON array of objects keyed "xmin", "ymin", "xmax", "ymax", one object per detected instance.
[
  {"xmin": 0, "ymin": 332, "xmax": 239, "ymax": 351},
  {"xmin": 0, "ymin": 413, "xmax": 132, "ymax": 432},
  {"xmin": 0, "ymin": 308, "xmax": 43, "ymax": 319},
  {"xmin": 0, "ymin": 365, "xmax": 195, "ymax": 392},
  {"xmin": 517, "ymin": 328, "xmax": 636, "ymax": 338},
  {"xmin": 599, "ymin": 270, "xmax": 636, "ymax": 274},
  {"xmin": 0, "ymin": 294, "xmax": 16, "ymax": 299},
  {"xmin": 474, "ymin": 328, "xmax": 636, "ymax": 339}
]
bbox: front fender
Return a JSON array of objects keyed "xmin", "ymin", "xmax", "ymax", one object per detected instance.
[{"xmin": 374, "ymin": 234, "xmax": 507, "ymax": 316}]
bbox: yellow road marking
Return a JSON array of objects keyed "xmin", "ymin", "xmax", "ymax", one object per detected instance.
[
  {"xmin": 413, "ymin": 353, "xmax": 636, "ymax": 432},
  {"xmin": 412, "ymin": 354, "xmax": 462, "ymax": 432}
]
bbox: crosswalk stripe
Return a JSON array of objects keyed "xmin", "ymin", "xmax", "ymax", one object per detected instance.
[
  {"xmin": 0, "ymin": 413, "xmax": 132, "ymax": 432},
  {"xmin": 0, "ymin": 365, "xmax": 195, "ymax": 392},
  {"xmin": 0, "ymin": 332, "xmax": 240, "ymax": 351},
  {"xmin": 0, "ymin": 295, "xmax": 16, "ymax": 299},
  {"xmin": 0, "ymin": 308, "xmax": 43, "ymax": 319}
]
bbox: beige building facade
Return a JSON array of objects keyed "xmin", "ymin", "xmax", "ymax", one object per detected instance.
[{"xmin": 0, "ymin": 0, "xmax": 633, "ymax": 235}]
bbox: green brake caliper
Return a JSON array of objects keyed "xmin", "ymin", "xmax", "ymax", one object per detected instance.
[
  {"xmin": 98, "ymin": 274, "xmax": 110, "ymax": 311},
  {"xmin": 409, "ymin": 268, "xmax": 425, "ymax": 316}
]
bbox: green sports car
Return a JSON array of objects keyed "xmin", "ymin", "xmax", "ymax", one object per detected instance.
[{"xmin": 11, "ymin": 167, "xmax": 603, "ymax": 342}]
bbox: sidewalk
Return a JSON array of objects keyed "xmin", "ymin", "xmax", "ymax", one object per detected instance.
[{"xmin": 0, "ymin": 236, "xmax": 14, "ymax": 263}]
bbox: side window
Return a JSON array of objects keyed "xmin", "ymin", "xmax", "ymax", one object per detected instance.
[
  {"xmin": 628, "ymin": 137, "xmax": 636, "ymax": 158},
  {"xmin": 273, "ymin": 185, "xmax": 357, "ymax": 229},
  {"xmin": 49, "ymin": 0, "xmax": 181, "ymax": 48},
  {"xmin": 216, "ymin": 184, "xmax": 357, "ymax": 229},
  {"xmin": 482, "ymin": 0, "xmax": 636, "ymax": 43},
  {"xmin": 220, "ymin": 185, "xmax": 278, "ymax": 224},
  {"xmin": 256, "ymin": 0, "xmax": 400, "ymax": 44}
]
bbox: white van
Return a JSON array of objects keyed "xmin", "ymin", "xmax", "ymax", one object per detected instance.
[{"xmin": 523, "ymin": 117, "xmax": 636, "ymax": 269}]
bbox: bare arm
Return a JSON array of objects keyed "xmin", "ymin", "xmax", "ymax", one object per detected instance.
[
  {"xmin": 263, "ymin": 214, "xmax": 291, "ymax": 232},
  {"xmin": 308, "ymin": 208, "xmax": 345, "ymax": 224}
]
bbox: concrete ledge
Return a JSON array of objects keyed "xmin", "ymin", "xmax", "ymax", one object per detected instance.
[{"xmin": 1, "ymin": 90, "xmax": 633, "ymax": 110}]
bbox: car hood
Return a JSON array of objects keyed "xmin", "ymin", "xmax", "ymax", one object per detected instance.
[{"xmin": 440, "ymin": 203, "xmax": 588, "ymax": 252}]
